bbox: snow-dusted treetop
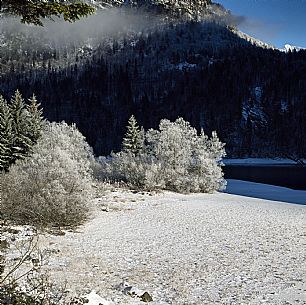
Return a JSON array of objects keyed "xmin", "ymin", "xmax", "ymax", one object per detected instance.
[
  {"xmin": 90, "ymin": 0, "xmax": 212, "ymax": 18},
  {"xmin": 281, "ymin": 44, "xmax": 305, "ymax": 53}
]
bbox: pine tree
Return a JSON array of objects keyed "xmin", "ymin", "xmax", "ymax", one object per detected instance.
[
  {"xmin": 0, "ymin": 91, "xmax": 45, "ymax": 170},
  {"xmin": 0, "ymin": 96, "xmax": 13, "ymax": 171},
  {"xmin": 9, "ymin": 90, "xmax": 32, "ymax": 160},
  {"xmin": 122, "ymin": 115, "xmax": 144, "ymax": 155},
  {"xmin": 27, "ymin": 94, "xmax": 44, "ymax": 144}
]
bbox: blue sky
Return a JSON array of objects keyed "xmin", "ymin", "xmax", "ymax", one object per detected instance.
[{"xmin": 217, "ymin": 0, "xmax": 306, "ymax": 48}]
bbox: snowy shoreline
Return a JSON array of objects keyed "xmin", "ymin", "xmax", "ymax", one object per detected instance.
[
  {"xmin": 38, "ymin": 180, "xmax": 306, "ymax": 305},
  {"xmin": 223, "ymin": 158, "xmax": 305, "ymax": 166}
]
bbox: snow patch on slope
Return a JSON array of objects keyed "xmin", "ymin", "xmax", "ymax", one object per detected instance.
[
  {"xmin": 175, "ymin": 62, "xmax": 197, "ymax": 70},
  {"xmin": 281, "ymin": 44, "xmax": 305, "ymax": 53}
]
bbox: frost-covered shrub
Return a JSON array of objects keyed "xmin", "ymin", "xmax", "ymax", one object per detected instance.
[
  {"xmin": 146, "ymin": 118, "xmax": 226, "ymax": 193},
  {"xmin": 145, "ymin": 118, "xmax": 197, "ymax": 192},
  {"xmin": 0, "ymin": 122, "xmax": 94, "ymax": 227},
  {"xmin": 107, "ymin": 151, "xmax": 165, "ymax": 191},
  {"xmin": 186, "ymin": 131, "xmax": 226, "ymax": 192},
  {"xmin": 100, "ymin": 117, "xmax": 226, "ymax": 193}
]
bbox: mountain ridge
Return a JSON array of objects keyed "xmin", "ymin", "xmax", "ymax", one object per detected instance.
[
  {"xmin": 89, "ymin": 0, "xmax": 212, "ymax": 16},
  {"xmin": 0, "ymin": 2, "xmax": 305, "ymax": 158}
]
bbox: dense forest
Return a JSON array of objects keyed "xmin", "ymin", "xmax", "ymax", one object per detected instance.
[{"xmin": 0, "ymin": 6, "xmax": 305, "ymax": 158}]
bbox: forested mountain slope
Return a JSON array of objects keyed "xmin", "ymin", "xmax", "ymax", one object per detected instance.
[
  {"xmin": 89, "ymin": 0, "xmax": 212, "ymax": 17},
  {"xmin": 0, "ymin": 2, "xmax": 305, "ymax": 157}
]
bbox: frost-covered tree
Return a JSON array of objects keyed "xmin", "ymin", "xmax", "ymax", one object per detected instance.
[
  {"xmin": 145, "ymin": 117, "xmax": 226, "ymax": 192},
  {"xmin": 1, "ymin": 122, "xmax": 94, "ymax": 226},
  {"xmin": 122, "ymin": 115, "xmax": 144, "ymax": 155},
  {"xmin": 0, "ymin": 96, "xmax": 13, "ymax": 171},
  {"xmin": 99, "ymin": 116, "xmax": 160, "ymax": 189},
  {"xmin": 146, "ymin": 117, "xmax": 197, "ymax": 191},
  {"xmin": 188, "ymin": 129, "xmax": 226, "ymax": 193}
]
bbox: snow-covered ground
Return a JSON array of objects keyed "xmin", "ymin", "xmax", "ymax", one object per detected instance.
[{"xmin": 39, "ymin": 180, "xmax": 306, "ymax": 305}]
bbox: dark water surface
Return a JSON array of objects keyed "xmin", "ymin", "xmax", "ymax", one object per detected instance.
[{"xmin": 224, "ymin": 165, "xmax": 306, "ymax": 190}]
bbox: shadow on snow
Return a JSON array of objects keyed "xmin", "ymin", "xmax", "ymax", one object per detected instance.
[{"xmin": 224, "ymin": 179, "xmax": 306, "ymax": 205}]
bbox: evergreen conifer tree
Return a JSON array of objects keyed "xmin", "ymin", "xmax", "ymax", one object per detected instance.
[
  {"xmin": 27, "ymin": 94, "xmax": 44, "ymax": 143},
  {"xmin": 122, "ymin": 115, "xmax": 143, "ymax": 155},
  {"xmin": 0, "ymin": 91, "xmax": 44, "ymax": 170},
  {"xmin": 0, "ymin": 96, "xmax": 13, "ymax": 171},
  {"xmin": 9, "ymin": 90, "xmax": 32, "ymax": 160}
]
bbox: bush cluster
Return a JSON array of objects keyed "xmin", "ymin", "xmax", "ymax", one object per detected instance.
[
  {"xmin": 1, "ymin": 122, "xmax": 94, "ymax": 227},
  {"xmin": 100, "ymin": 117, "xmax": 226, "ymax": 193},
  {"xmin": 1, "ymin": 102, "xmax": 226, "ymax": 228}
]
